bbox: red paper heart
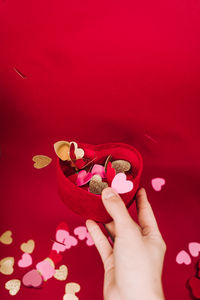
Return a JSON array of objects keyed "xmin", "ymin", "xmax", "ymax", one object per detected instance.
[
  {"xmin": 106, "ymin": 161, "xmax": 116, "ymax": 185},
  {"xmin": 49, "ymin": 250, "xmax": 63, "ymax": 265},
  {"xmin": 188, "ymin": 276, "xmax": 200, "ymax": 299},
  {"xmin": 197, "ymin": 259, "xmax": 200, "ymax": 278},
  {"xmin": 56, "ymin": 142, "xmax": 143, "ymax": 223}
]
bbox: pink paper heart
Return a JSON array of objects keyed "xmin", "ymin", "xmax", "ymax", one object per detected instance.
[
  {"xmin": 151, "ymin": 178, "xmax": 165, "ymax": 191},
  {"xmin": 176, "ymin": 250, "xmax": 191, "ymax": 265},
  {"xmin": 111, "ymin": 173, "xmax": 133, "ymax": 194},
  {"xmin": 36, "ymin": 260, "xmax": 55, "ymax": 281},
  {"xmin": 74, "ymin": 226, "xmax": 87, "ymax": 240},
  {"xmin": 22, "ymin": 269, "xmax": 43, "ymax": 288},
  {"xmin": 189, "ymin": 242, "xmax": 200, "ymax": 257},
  {"xmin": 74, "ymin": 226, "xmax": 94, "ymax": 246},
  {"xmin": 91, "ymin": 164, "xmax": 106, "ymax": 178},
  {"xmin": 76, "ymin": 170, "xmax": 93, "ymax": 186},
  {"xmin": 52, "ymin": 229, "xmax": 78, "ymax": 253},
  {"xmin": 18, "ymin": 253, "xmax": 32, "ymax": 268}
]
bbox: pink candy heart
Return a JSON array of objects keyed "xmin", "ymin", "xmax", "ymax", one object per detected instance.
[
  {"xmin": 189, "ymin": 242, "xmax": 200, "ymax": 257},
  {"xmin": 111, "ymin": 173, "xmax": 133, "ymax": 194},
  {"xmin": 22, "ymin": 269, "xmax": 43, "ymax": 288},
  {"xmin": 18, "ymin": 253, "xmax": 32, "ymax": 268},
  {"xmin": 176, "ymin": 250, "xmax": 191, "ymax": 265},
  {"xmin": 151, "ymin": 178, "xmax": 165, "ymax": 191},
  {"xmin": 74, "ymin": 226, "xmax": 94, "ymax": 246},
  {"xmin": 76, "ymin": 170, "xmax": 92, "ymax": 186},
  {"xmin": 91, "ymin": 164, "xmax": 106, "ymax": 178},
  {"xmin": 52, "ymin": 229, "xmax": 78, "ymax": 253}
]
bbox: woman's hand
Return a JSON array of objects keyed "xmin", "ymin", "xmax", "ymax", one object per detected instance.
[{"xmin": 86, "ymin": 187, "xmax": 166, "ymax": 300}]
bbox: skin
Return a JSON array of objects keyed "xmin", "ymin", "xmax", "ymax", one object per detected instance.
[{"xmin": 86, "ymin": 187, "xmax": 166, "ymax": 300}]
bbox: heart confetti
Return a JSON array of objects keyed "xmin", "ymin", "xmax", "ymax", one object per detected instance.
[
  {"xmin": 52, "ymin": 230, "xmax": 78, "ymax": 252},
  {"xmin": 22, "ymin": 269, "xmax": 43, "ymax": 288},
  {"xmin": 5, "ymin": 279, "xmax": 21, "ymax": 296},
  {"xmin": 63, "ymin": 295, "xmax": 78, "ymax": 300},
  {"xmin": 106, "ymin": 162, "xmax": 116, "ymax": 185},
  {"xmin": 0, "ymin": 257, "xmax": 14, "ymax": 275},
  {"xmin": 74, "ymin": 226, "xmax": 94, "ymax": 246},
  {"xmin": 20, "ymin": 239, "xmax": 35, "ymax": 253},
  {"xmin": 111, "ymin": 172, "xmax": 133, "ymax": 194},
  {"xmin": 65, "ymin": 282, "xmax": 81, "ymax": 295},
  {"xmin": 76, "ymin": 170, "xmax": 92, "ymax": 187},
  {"xmin": 151, "ymin": 178, "xmax": 165, "ymax": 191},
  {"xmin": 89, "ymin": 175, "xmax": 108, "ymax": 194},
  {"xmin": 111, "ymin": 160, "xmax": 131, "ymax": 174},
  {"xmin": 32, "ymin": 155, "xmax": 52, "ymax": 169},
  {"xmin": 198, "ymin": 260, "xmax": 200, "ymax": 278},
  {"xmin": 18, "ymin": 253, "xmax": 32, "ymax": 268},
  {"xmin": 176, "ymin": 250, "xmax": 191, "ymax": 265},
  {"xmin": 188, "ymin": 276, "xmax": 200, "ymax": 299},
  {"xmin": 91, "ymin": 164, "xmax": 106, "ymax": 178},
  {"xmin": 54, "ymin": 265, "xmax": 68, "ymax": 281},
  {"xmin": 36, "ymin": 258, "xmax": 55, "ymax": 281},
  {"xmin": 70, "ymin": 142, "xmax": 84, "ymax": 160},
  {"xmin": 0, "ymin": 230, "xmax": 13, "ymax": 245},
  {"xmin": 189, "ymin": 242, "xmax": 200, "ymax": 257},
  {"xmin": 54, "ymin": 141, "xmax": 71, "ymax": 161}
]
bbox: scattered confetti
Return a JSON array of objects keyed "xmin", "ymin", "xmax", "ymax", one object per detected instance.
[
  {"xmin": 111, "ymin": 160, "xmax": 131, "ymax": 174},
  {"xmin": 13, "ymin": 67, "xmax": 26, "ymax": 79},
  {"xmin": 36, "ymin": 259, "xmax": 55, "ymax": 281},
  {"xmin": 176, "ymin": 250, "xmax": 191, "ymax": 265},
  {"xmin": 0, "ymin": 230, "xmax": 13, "ymax": 245},
  {"xmin": 5, "ymin": 279, "xmax": 21, "ymax": 296},
  {"xmin": 74, "ymin": 226, "xmax": 94, "ymax": 246},
  {"xmin": 65, "ymin": 282, "xmax": 80, "ymax": 295},
  {"xmin": 0, "ymin": 257, "xmax": 14, "ymax": 275},
  {"xmin": 151, "ymin": 178, "xmax": 165, "ymax": 191},
  {"xmin": 20, "ymin": 239, "xmax": 35, "ymax": 254},
  {"xmin": 32, "ymin": 155, "xmax": 52, "ymax": 169},
  {"xmin": 111, "ymin": 173, "xmax": 133, "ymax": 194},
  {"xmin": 54, "ymin": 265, "xmax": 68, "ymax": 281},
  {"xmin": 63, "ymin": 294, "xmax": 78, "ymax": 300},
  {"xmin": 189, "ymin": 242, "xmax": 200, "ymax": 257},
  {"xmin": 22, "ymin": 269, "xmax": 43, "ymax": 288},
  {"xmin": 52, "ymin": 229, "xmax": 78, "ymax": 252},
  {"xmin": 18, "ymin": 253, "xmax": 32, "ymax": 268}
]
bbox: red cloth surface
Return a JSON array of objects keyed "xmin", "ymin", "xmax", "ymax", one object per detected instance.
[{"xmin": 0, "ymin": 0, "xmax": 200, "ymax": 299}]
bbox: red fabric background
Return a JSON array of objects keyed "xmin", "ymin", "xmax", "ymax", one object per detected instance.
[{"xmin": 0, "ymin": 0, "xmax": 200, "ymax": 299}]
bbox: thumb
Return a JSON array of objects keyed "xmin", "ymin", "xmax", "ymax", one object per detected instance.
[{"xmin": 101, "ymin": 187, "xmax": 139, "ymax": 236}]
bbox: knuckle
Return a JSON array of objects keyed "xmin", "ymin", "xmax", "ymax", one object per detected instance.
[{"xmin": 104, "ymin": 255, "xmax": 114, "ymax": 272}]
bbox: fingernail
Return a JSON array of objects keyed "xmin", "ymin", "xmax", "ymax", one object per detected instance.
[{"xmin": 102, "ymin": 188, "xmax": 118, "ymax": 200}]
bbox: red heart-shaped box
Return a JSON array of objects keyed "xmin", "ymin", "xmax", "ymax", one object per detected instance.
[{"xmin": 56, "ymin": 142, "xmax": 143, "ymax": 223}]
